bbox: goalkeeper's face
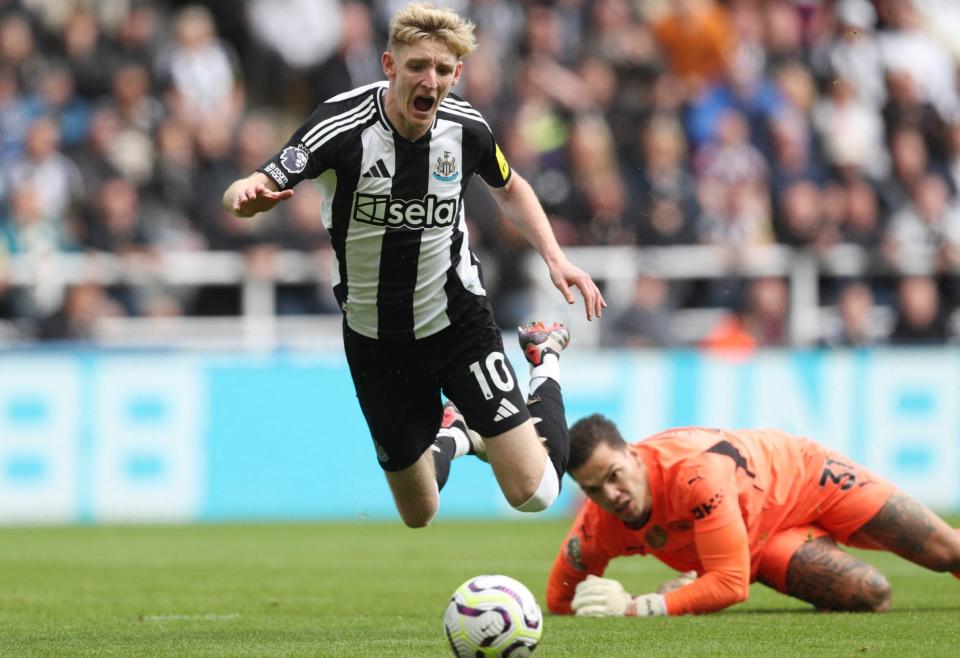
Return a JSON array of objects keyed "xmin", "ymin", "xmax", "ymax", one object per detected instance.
[{"xmin": 571, "ymin": 443, "xmax": 650, "ymax": 525}]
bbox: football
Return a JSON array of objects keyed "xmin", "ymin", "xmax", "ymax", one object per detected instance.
[{"xmin": 443, "ymin": 574, "xmax": 543, "ymax": 657}]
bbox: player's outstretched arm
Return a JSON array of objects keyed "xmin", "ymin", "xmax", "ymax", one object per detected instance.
[
  {"xmin": 661, "ymin": 520, "xmax": 751, "ymax": 615},
  {"xmin": 487, "ymin": 173, "xmax": 606, "ymax": 320},
  {"xmin": 222, "ymin": 172, "xmax": 294, "ymax": 218}
]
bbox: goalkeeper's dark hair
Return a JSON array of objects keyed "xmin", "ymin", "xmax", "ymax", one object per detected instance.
[{"xmin": 568, "ymin": 414, "xmax": 628, "ymax": 472}]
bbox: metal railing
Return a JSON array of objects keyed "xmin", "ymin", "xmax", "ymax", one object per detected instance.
[{"xmin": 2, "ymin": 244, "xmax": 948, "ymax": 348}]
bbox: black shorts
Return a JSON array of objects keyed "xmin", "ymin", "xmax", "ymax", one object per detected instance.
[{"xmin": 343, "ymin": 299, "xmax": 531, "ymax": 472}]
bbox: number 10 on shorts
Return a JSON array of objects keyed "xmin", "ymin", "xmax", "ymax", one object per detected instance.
[{"xmin": 468, "ymin": 352, "xmax": 515, "ymax": 400}]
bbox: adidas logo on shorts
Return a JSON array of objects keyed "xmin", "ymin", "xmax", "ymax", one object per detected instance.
[{"xmin": 494, "ymin": 398, "xmax": 519, "ymax": 422}]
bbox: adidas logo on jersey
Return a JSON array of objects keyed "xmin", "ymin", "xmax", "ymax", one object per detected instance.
[
  {"xmin": 352, "ymin": 192, "xmax": 458, "ymax": 229},
  {"xmin": 361, "ymin": 159, "xmax": 390, "ymax": 178},
  {"xmin": 494, "ymin": 398, "xmax": 519, "ymax": 422}
]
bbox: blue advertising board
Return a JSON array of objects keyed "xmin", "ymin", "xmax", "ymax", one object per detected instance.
[{"xmin": 0, "ymin": 348, "xmax": 957, "ymax": 523}]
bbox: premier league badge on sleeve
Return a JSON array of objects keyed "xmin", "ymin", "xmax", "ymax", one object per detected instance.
[{"xmin": 280, "ymin": 145, "xmax": 309, "ymax": 174}]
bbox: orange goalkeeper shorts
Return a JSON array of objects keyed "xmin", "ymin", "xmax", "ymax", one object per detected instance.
[{"xmin": 755, "ymin": 452, "xmax": 896, "ymax": 594}]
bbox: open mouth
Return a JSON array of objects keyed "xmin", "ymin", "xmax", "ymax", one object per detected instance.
[{"xmin": 413, "ymin": 95, "xmax": 435, "ymax": 112}]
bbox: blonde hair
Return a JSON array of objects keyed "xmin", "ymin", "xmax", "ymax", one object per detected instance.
[{"xmin": 388, "ymin": 3, "xmax": 478, "ymax": 59}]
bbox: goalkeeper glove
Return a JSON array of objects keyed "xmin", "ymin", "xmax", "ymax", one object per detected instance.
[
  {"xmin": 656, "ymin": 570, "xmax": 697, "ymax": 594},
  {"xmin": 572, "ymin": 575, "xmax": 667, "ymax": 617}
]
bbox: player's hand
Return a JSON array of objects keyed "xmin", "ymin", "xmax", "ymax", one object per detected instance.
[
  {"xmin": 547, "ymin": 259, "xmax": 606, "ymax": 321},
  {"xmin": 230, "ymin": 183, "xmax": 294, "ymax": 218},
  {"xmin": 656, "ymin": 570, "xmax": 697, "ymax": 594},
  {"xmin": 572, "ymin": 575, "xmax": 667, "ymax": 617}
]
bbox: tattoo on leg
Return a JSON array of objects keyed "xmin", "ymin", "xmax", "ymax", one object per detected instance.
[
  {"xmin": 786, "ymin": 537, "xmax": 891, "ymax": 612},
  {"xmin": 853, "ymin": 492, "xmax": 936, "ymax": 561}
]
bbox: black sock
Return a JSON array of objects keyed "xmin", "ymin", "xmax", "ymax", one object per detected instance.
[
  {"xmin": 432, "ymin": 435, "xmax": 457, "ymax": 491},
  {"xmin": 527, "ymin": 378, "xmax": 568, "ymax": 485}
]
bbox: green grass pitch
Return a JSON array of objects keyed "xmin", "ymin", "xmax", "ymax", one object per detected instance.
[{"xmin": 1, "ymin": 519, "xmax": 957, "ymax": 657}]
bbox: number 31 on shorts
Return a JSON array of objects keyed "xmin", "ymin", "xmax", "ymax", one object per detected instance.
[{"xmin": 468, "ymin": 352, "xmax": 515, "ymax": 400}]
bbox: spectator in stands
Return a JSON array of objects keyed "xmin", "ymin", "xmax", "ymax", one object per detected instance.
[
  {"xmin": 768, "ymin": 108, "xmax": 826, "ymax": 191},
  {"xmin": 67, "ymin": 106, "xmax": 122, "ymax": 203},
  {"xmin": 84, "ymin": 177, "xmax": 149, "ymax": 255},
  {"xmin": 104, "ymin": 61, "xmax": 161, "ymax": 185},
  {"xmin": 191, "ymin": 115, "xmax": 247, "ymax": 248},
  {"xmin": 60, "ymin": 7, "xmax": 113, "ymax": 100},
  {"xmin": 1, "ymin": 184, "xmax": 77, "ymax": 255},
  {"xmin": 839, "ymin": 177, "xmax": 886, "ymax": 248},
  {"xmin": 701, "ymin": 277, "xmax": 790, "ymax": 355},
  {"xmin": 156, "ymin": 5, "xmax": 243, "ymax": 126},
  {"xmin": 37, "ymin": 281, "xmax": 124, "ymax": 341},
  {"xmin": 773, "ymin": 178, "xmax": 838, "ymax": 249},
  {"xmin": 812, "ymin": 75, "xmax": 887, "ymax": 181},
  {"xmin": 112, "ymin": 2, "xmax": 164, "ymax": 73},
  {"xmin": 0, "ymin": 12, "xmax": 44, "ymax": 88},
  {"xmin": 876, "ymin": 0, "xmax": 959, "ymax": 121},
  {"xmin": 640, "ymin": 197, "xmax": 698, "ymax": 248},
  {"xmin": 4, "ymin": 115, "xmax": 85, "ymax": 225},
  {"xmin": 146, "ymin": 118, "xmax": 202, "ymax": 249},
  {"xmin": 634, "ymin": 115, "xmax": 699, "ymax": 246},
  {"xmin": 821, "ymin": 280, "xmax": 885, "ymax": 348},
  {"xmin": 601, "ymin": 274, "xmax": 674, "ymax": 348},
  {"xmin": 316, "ymin": 0, "xmax": 384, "ymax": 94},
  {"xmin": 567, "ymin": 115, "xmax": 634, "ymax": 246},
  {"xmin": 684, "ymin": 21, "xmax": 784, "ymax": 155},
  {"xmin": 651, "ymin": 0, "xmax": 736, "ymax": 97},
  {"xmin": 824, "ymin": 0, "xmax": 885, "ymax": 110},
  {"xmin": 28, "ymin": 62, "xmax": 91, "ymax": 149},
  {"xmin": 0, "ymin": 65, "xmax": 31, "ymax": 162},
  {"xmin": 695, "ymin": 110, "xmax": 773, "ymax": 253},
  {"xmin": 880, "ymin": 125, "xmax": 932, "ymax": 211},
  {"xmin": 883, "ymin": 173, "xmax": 960, "ymax": 269},
  {"xmin": 760, "ymin": 0, "xmax": 807, "ymax": 67},
  {"xmin": 889, "ymin": 274, "xmax": 949, "ymax": 344},
  {"xmin": 243, "ymin": 0, "xmax": 343, "ymax": 112},
  {"xmin": 882, "ymin": 68, "xmax": 950, "ymax": 164}
]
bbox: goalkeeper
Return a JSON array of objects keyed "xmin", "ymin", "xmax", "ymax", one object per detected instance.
[{"xmin": 547, "ymin": 414, "xmax": 960, "ymax": 616}]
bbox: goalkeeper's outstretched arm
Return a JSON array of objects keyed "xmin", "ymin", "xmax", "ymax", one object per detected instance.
[{"xmin": 547, "ymin": 519, "xmax": 751, "ymax": 617}]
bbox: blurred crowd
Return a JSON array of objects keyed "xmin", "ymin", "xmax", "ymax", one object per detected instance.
[{"xmin": 2, "ymin": 0, "xmax": 960, "ymax": 347}]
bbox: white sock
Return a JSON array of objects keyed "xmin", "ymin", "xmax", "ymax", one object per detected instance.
[
  {"xmin": 437, "ymin": 427, "xmax": 471, "ymax": 458},
  {"xmin": 529, "ymin": 353, "xmax": 560, "ymax": 394}
]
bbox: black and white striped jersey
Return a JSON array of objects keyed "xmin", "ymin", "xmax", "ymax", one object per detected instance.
[{"xmin": 257, "ymin": 81, "xmax": 512, "ymax": 341}]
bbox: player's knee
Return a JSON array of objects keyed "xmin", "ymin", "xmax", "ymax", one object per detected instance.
[
  {"xmin": 394, "ymin": 496, "xmax": 438, "ymax": 528},
  {"xmin": 398, "ymin": 508, "xmax": 436, "ymax": 529},
  {"xmin": 855, "ymin": 572, "xmax": 892, "ymax": 612},
  {"xmin": 511, "ymin": 458, "xmax": 560, "ymax": 513}
]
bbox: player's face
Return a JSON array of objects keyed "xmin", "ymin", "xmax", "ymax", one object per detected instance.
[
  {"xmin": 572, "ymin": 443, "xmax": 650, "ymax": 525},
  {"xmin": 382, "ymin": 39, "xmax": 462, "ymax": 139}
]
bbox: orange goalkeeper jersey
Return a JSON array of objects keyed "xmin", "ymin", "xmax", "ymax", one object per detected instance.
[{"xmin": 547, "ymin": 427, "xmax": 893, "ymax": 615}]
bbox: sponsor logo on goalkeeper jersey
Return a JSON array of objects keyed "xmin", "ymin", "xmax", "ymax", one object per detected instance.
[
  {"xmin": 644, "ymin": 525, "xmax": 667, "ymax": 549},
  {"xmin": 352, "ymin": 193, "xmax": 458, "ymax": 229},
  {"xmin": 691, "ymin": 489, "xmax": 725, "ymax": 520}
]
